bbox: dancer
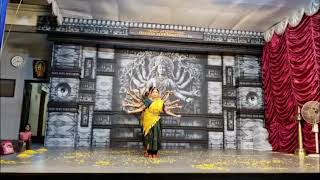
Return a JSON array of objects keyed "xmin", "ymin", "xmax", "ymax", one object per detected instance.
[{"xmin": 123, "ymin": 87, "xmax": 181, "ymax": 158}]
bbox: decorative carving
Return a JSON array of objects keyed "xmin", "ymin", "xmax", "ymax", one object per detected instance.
[
  {"xmin": 92, "ymin": 129, "xmax": 110, "ymax": 147},
  {"xmin": 206, "ymin": 66, "xmax": 222, "ymax": 80},
  {"xmin": 237, "ymin": 87, "xmax": 263, "ymax": 110},
  {"xmin": 207, "ymin": 81, "xmax": 222, "ymax": 114},
  {"xmin": 79, "ymin": 80, "xmax": 95, "ymax": 91},
  {"xmin": 111, "ymin": 114, "xmax": 140, "ymax": 125},
  {"xmin": 84, "ymin": 58, "xmax": 94, "ymax": 79},
  {"xmin": 207, "ymin": 118, "xmax": 224, "ymax": 130},
  {"xmin": 235, "ymin": 55, "xmax": 261, "ymax": 82},
  {"xmin": 238, "ymin": 113, "xmax": 264, "ymax": 119},
  {"xmin": 223, "ymin": 99, "xmax": 236, "ymax": 108},
  {"xmin": 92, "ymin": 114, "xmax": 112, "ymax": 126},
  {"xmin": 56, "ymin": 83, "xmax": 71, "ymax": 98},
  {"xmin": 208, "ymin": 132, "xmax": 223, "ymax": 149},
  {"xmin": 52, "ymin": 44, "xmax": 81, "ymax": 69},
  {"xmin": 162, "ymin": 116, "xmax": 208, "ymax": 127},
  {"xmin": 47, "ymin": 101, "xmax": 78, "ymax": 112},
  {"xmin": 96, "ymin": 60, "xmax": 115, "ymax": 74},
  {"xmin": 79, "ymin": 93, "xmax": 95, "ymax": 103},
  {"xmin": 111, "ymin": 128, "xmax": 141, "ymax": 139},
  {"xmin": 129, "ymin": 28, "xmax": 204, "ymax": 39},
  {"xmin": 51, "ymin": 69, "xmax": 81, "ymax": 78},
  {"xmin": 223, "ymin": 88, "xmax": 236, "ymax": 97},
  {"xmin": 161, "ymin": 142, "xmax": 207, "ymax": 149},
  {"xmin": 237, "ymin": 118, "xmax": 270, "ymax": 150},
  {"xmin": 45, "ymin": 112, "xmax": 77, "ymax": 147},
  {"xmin": 37, "ymin": 16, "xmax": 264, "ymax": 45},
  {"xmin": 50, "ymin": 78, "xmax": 79, "ymax": 102},
  {"xmin": 226, "ymin": 66, "xmax": 234, "ymax": 85},
  {"xmin": 246, "ymin": 91, "xmax": 259, "ymax": 106},
  {"xmin": 227, "ymin": 111, "xmax": 234, "ymax": 131},
  {"xmin": 95, "ymin": 76, "xmax": 113, "ymax": 111},
  {"xmin": 80, "ymin": 106, "xmax": 90, "ymax": 127},
  {"xmin": 237, "ymin": 80, "xmax": 262, "ymax": 87},
  {"xmin": 162, "ymin": 129, "xmax": 207, "ymax": 140}
]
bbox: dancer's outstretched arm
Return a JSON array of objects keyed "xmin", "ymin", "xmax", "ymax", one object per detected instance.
[
  {"xmin": 127, "ymin": 105, "xmax": 146, "ymax": 114},
  {"xmin": 123, "ymin": 101, "xmax": 143, "ymax": 108},
  {"xmin": 165, "ymin": 99, "xmax": 180, "ymax": 106},
  {"xmin": 127, "ymin": 91, "xmax": 142, "ymax": 103},
  {"xmin": 162, "ymin": 91, "xmax": 174, "ymax": 102},
  {"xmin": 164, "ymin": 107, "xmax": 181, "ymax": 118},
  {"xmin": 164, "ymin": 105, "xmax": 182, "ymax": 110}
]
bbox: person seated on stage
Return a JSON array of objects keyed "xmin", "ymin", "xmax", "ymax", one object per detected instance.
[{"xmin": 19, "ymin": 124, "xmax": 32, "ymax": 151}]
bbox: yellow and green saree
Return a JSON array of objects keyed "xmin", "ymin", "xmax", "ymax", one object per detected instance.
[{"xmin": 142, "ymin": 98, "xmax": 164, "ymax": 152}]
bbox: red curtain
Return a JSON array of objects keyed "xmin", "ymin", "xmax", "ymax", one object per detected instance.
[{"xmin": 263, "ymin": 11, "xmax": 320, "ymax": 153}]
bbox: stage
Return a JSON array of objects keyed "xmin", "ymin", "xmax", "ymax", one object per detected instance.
[{"xmin": 1, "ymin": 146, "xmax": 319, "ymax": 179}]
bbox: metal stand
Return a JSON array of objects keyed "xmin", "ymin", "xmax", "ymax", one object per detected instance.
[
  {"xmin": 295, "ymin": 107, "xmax": 306, "ymax": 157},
  {"xmin": 308, "ymin": 124, "xmax": 320, "ymax": 158}
]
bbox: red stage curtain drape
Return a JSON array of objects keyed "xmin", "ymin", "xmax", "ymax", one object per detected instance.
[{"xmin": 263, "ymin": 11, "xmax": 320, "ymax": 153}]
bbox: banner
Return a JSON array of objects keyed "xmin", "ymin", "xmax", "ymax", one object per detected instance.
[
  {"xmin": 0, "ymin": 0, "xmax": 9, "ymax": 49},
  {"xmin": 129, "ymin": 28, "xmax": 204, "ymax": 40}
]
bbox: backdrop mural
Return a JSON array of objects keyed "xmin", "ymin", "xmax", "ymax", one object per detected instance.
[
  {"xmin": 45, "ymin": 44, "xmax": 271, "ymax": 151},
  {"xmin": 116, "ymin": 50, "xmax": 205, "ymax": 114}
]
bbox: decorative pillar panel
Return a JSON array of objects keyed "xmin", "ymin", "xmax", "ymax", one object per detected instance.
[
  {"xmin": 95, "ymin": 76, "xmax": 113, "ymax": 111},
  {"xmin": 207, "ymin": 55, "xmax": 223, "ymax": 149},
  {"xmin": 208, "ymin": 55, "xmax": 222, "ymax": 66},
  {"xmin": 45, "ymin": 112, "xmax": 78, "ymax": 147},
  {"xmin": 45, "ymin": 44, "xmax": 81, "ymax": 147},
  {"xmin": 207, "ymin": 82, "xmax": 222, "ymax": 114},
  {"xmin": 92, "ymin": 48, "xmax": 115, "ymax": 147},
  {"xmin": 94, "ymin": 48, "xmax": 114, "ymax": 111},
  {"xmin": 92, "ymin": 129, "xmax": 110, "ymax": 147},
  {"xmin": 222, "ymin": 56, "xmax": 237, "ymax": 149},
  {"xmin": 92, "ymin": 112, "xmax": 111, "ymax": 147},
  {"xmin": 208, "ymin": 132, "xmax": 223, "ymax": 149},
  {"xmin": 238, "ymin": 118, "xmax": 265, "ymax": 149},
  {"xmin": 235, "ymin": 55, "xmax": 272, "ymax": 151},
  {"xmin": 51, "ymin": 44, "xmax": 81, "ymax": 69},
  {"xmin": 77, "ymin": 47, "xmax": 97, "ymax": 147},
  {"xmin": 237, "ymin": 87, "xmax": 263, "ymax": 110},
  {"xmin": 49, "ymin": 78, "xmax": 79, "ymax": 102}
]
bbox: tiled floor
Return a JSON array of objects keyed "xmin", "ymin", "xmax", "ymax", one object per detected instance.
[{"xmin": 1, "ymin": 146, "xmax": 319, "ymax": 173}]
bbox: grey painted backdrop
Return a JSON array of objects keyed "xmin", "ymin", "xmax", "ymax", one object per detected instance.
[{"xmin": 45, "ymin": 44, "xmax": 271, "ymax": 151}]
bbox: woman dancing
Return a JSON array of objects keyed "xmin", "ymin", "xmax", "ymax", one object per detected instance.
[{"xmin": 123, "ymin": 87, "xmax": 181, "ymax": 158}]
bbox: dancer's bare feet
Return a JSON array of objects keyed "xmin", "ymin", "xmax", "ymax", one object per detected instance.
[
  {"xmin": 144, "ymin": 151, "xmax": 148, "ymax": 157},
  {"xmin": 152, "ymin": 154, "xmax": 160, "ymax": 158}
]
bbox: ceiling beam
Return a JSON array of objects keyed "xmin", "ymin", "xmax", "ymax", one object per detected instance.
[{"xmin": 5, "ymin": 3, "xmax": 50, "ymax": 32}]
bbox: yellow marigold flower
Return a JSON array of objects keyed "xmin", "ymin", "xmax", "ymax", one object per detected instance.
[
  {"xmin": 0, "ymin": 160, "xmax": 16, "ymax": 164},
  {"xmin": 17, "ymin": 153, "xmax": 32, "ymax": 158},
  {"xmin": 96, "ymin": 160, "xmax": 111, "ymax": 166}
]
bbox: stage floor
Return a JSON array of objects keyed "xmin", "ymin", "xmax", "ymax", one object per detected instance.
[{"xmin": 1, "ymin": 147, "xmax": 319, "ymax": 173}]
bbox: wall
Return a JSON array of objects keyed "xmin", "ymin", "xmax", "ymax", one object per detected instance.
[{"xmin": 0, "ymin": 32, "xmax": 51, "ymax": 140}]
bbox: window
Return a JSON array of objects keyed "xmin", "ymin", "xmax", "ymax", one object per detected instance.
[{"xmin": 0, "ymin": 79, "xmax": 16, "ymax": 97}]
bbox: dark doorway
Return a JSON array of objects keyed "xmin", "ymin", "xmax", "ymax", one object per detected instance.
[{"xmin": 20, "ymin": 80, "xmax": 49, "ymax": 144}]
